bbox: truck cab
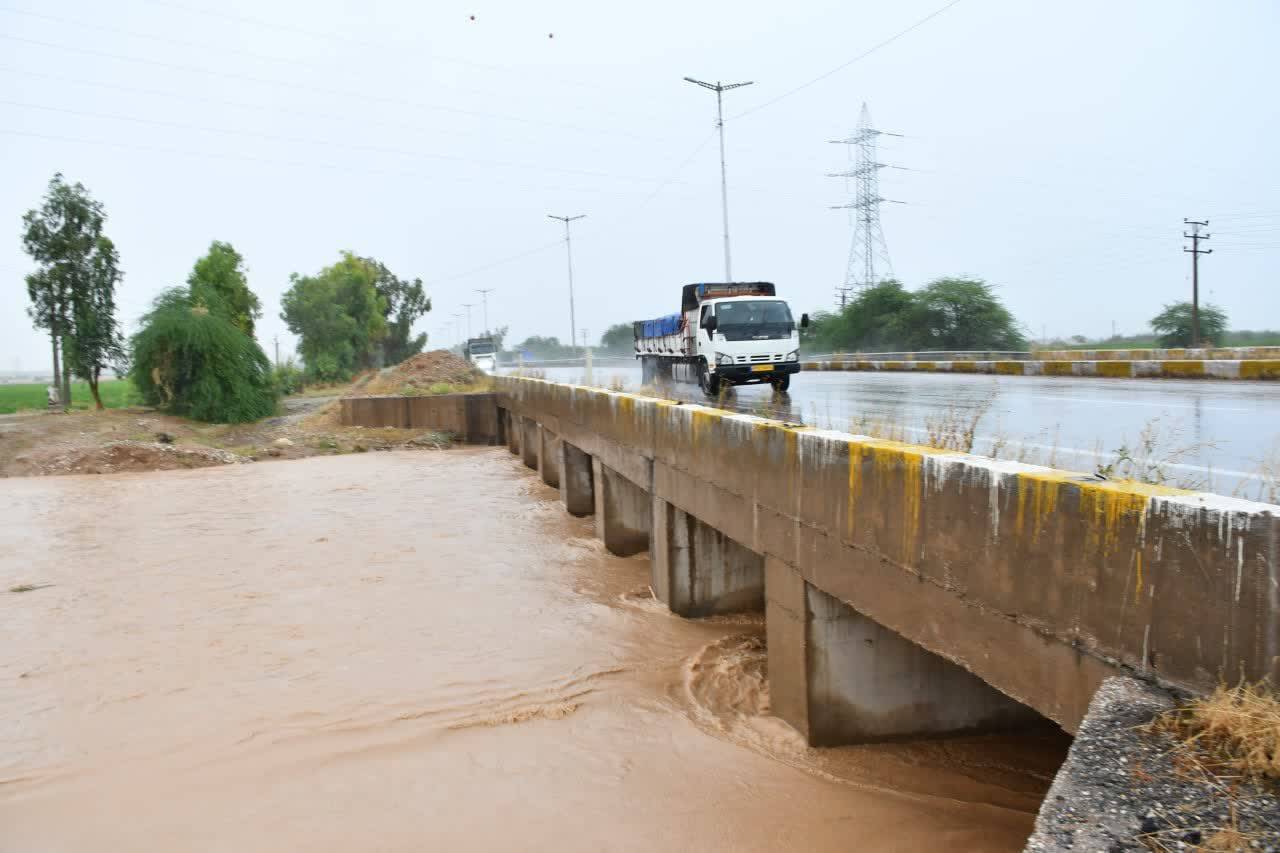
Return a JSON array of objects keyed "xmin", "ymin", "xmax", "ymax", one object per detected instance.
[
  {"xmin": 684, "ymin": 283, "xmax": 806, "ymax": 394},
  {"xmin": 634, "ymin": 282, "xmax": 807, "ymax": 394},
  {"xmin": 464, "ymin": 337, "xmax": 498, "ymax": 374}
]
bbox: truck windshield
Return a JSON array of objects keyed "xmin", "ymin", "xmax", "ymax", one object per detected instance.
[
  {"xmin": 715, "ymin": 300, "xmax": 794, "ymax": 341},
  {"xmin": 469, "ymin": 343, "xmax": 495, "ymax": 355}
]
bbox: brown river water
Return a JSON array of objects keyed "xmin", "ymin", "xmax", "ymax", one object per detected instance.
[{"xmin": 0, "ymin": 449, "xmax": 1069, "ymax": 851}]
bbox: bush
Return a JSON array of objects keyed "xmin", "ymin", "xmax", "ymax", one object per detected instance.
[
  {"xmin": 1149, "ymin": 302, "xmax": 1228, "ymax": 348},
  {"xmin": 271, "ymin": 360, "xmax": 305, "ymax": 396},
  {"xmin": 130, "ymin": 288, "xmax": 277, "ymax": 423}
]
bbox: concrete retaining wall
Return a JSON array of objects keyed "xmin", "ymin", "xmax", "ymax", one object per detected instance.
[
  {"xmin": 339, "ymin": 394, "xmax": 502, "ymax": 443},
  {"xmin": 803, "ymin": 358, "xmax": 1280, "ymax": 380},
  {"xmin": 497, "ymin": 376, "xmax": 1280, "ymax": 733}
]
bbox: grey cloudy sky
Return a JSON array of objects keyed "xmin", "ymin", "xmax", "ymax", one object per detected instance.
[{"xmin": 2, "ymin": 0, "xmax": 1278, "ymax": 370}]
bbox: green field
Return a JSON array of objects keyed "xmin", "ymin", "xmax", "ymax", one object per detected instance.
[{"xmin": 0, "ymin": 379, "xmax": 142, "ymax": 414}]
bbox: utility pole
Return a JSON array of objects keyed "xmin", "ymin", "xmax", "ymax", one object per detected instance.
[
  {"xmin": 461, "ymin": 303, "xmax": 474, "ymax": 340},
  {"xmin": 581, "ymin": 328, "xmax": 592, "ymax": 384},
  {"xmin": 273, "ymin": 335, "xmax": 280, "ymax": 368},
  {"xmin": 1183, "ymin": 219, "xmax": 1212, "ymax": 348},
  {"xmin": 684, "ymin": 76, "xmax": 753, "ymax": 281},
  {"xmin": 548, "ymin": 214, "xmax": 586, "ymax": 349},
  {"xmin": 475, "ymin": 288, "xmax": 494, "ymax": 335}
]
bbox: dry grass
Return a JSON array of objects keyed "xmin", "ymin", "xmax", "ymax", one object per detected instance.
[
  {"xmin": 848, "ymin": 412, "xmax": 909, "ymax": 443},
  {"xmin": 1094, "ymin": 417, "xmax": 1217, "ymax": 490},
  {"xmin": 924, "ymin": 397, "xmax": 993, "ymax": 453},
  {"xmin": 1137, "ymin": 683, "xmax": 1280, "ymax": 851},
  {"xmin": 1157, "ymin": 681, "xmax": 1280, "ymax": 783},
  {"xmin": 1236, "ymin": 438, "xmax": 1280, "ymax": 505}
]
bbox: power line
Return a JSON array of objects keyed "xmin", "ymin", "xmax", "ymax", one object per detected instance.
[
  {"xmin": 0, "ymin": 4, "xmax": 677, "ymax": 128},
  {"xmin": 730, "ymin": 0, "xmax": 964, "ymax": 120},
  {"xmin": 136, "ymin": 0, "xmax": 651, "ymax": 101},
  {"xmin": 475, "ymin": 289, "xmax": 494, "ymax": 336},
  {"xmin": 0, "ymin": 125, "xmax": 724, "ymax": 214},
  {"xmin": 0, "ymin": 98, "xmax": 692, "ymax": 186},
  {"xmin": 0, "ymin": 32, "xmax": 670, "ymax": 144}
]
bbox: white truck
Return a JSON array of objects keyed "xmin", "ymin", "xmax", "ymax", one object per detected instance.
[
  {"xmin": 633, "ymin": 282, "xmax": 808, "ymax": 394},
  {"xmin": 463, "ymin": 337, "xmax": 498, "ymax": 374}
]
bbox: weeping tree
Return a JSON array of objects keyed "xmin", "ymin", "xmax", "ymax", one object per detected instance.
[
  {"xmin": 187, "ymin": 241, "xmax": 261, "ymax": 337},
  {"xmin": 130, "ymin": 288, "xmax": 276, "ymax": 423}
]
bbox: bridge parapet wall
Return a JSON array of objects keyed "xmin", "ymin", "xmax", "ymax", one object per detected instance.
[{"xmin": 498, "ymin": 376, "xmax": 1279, "ymax": 731}]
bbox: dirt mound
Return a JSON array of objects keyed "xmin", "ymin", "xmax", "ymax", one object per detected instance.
[
  {"xmin": 361, "ymin": 350, "xmax": 482, "ymax": 396},
  {"xmin": 36, "ymin": 441, "xmax": 247, "ymax": 476}
]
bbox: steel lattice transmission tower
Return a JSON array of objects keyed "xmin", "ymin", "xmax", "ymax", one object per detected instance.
[{"xmin": 828, "ymin": 104, "xmax": 904, "ymax": 308}]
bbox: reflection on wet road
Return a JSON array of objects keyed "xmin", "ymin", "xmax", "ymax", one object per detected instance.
[{"xmin": 514, "ymin": 365, "xmax": 1280, "ymax": 499}]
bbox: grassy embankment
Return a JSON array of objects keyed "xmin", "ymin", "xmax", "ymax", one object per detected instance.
[{"xmin": 0, "ymin": 380, "xmax": 142, "ymax": 414}]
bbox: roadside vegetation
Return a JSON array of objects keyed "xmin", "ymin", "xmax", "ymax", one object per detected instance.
[
  {"xmin": 281, "ymin": 252, "xmax": 430, "ymax": 383},
  {"xmin": 802, "ymin": 277, "xmax": 1026, "ymax": 354},
  {"xmin": 131, "ymin": 283, "xmax": 276, "ymax": 424},
  {"xmin": 22, "ymin": 173, "xmax": 126, "ymax": 410},
  {"xmin": 1138, "ymin": 681, "xmax": 1280, "ymax": 851},
  {"xmin": 0, "ymin": 379, "xmax": 140, "ymax": 414}
]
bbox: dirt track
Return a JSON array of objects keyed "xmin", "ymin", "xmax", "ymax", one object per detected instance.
[{"xmin": 0, "ymin": 393, "xmax": 452, "ymax": 478}]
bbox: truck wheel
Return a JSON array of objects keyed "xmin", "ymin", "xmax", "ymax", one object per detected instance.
[
  {"xmin": 699, "ymin": 361, "xmax": 721, "ymax": 397},
  {"xmin": 770, "ymin": 375, "xmax": 790, "ymax": 393},
  {"xmin": 696, "ymin": 361, "xmax": 716, "ymax": 397}
]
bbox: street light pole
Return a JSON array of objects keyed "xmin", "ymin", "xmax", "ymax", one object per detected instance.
[
  {"xmin": 684, "ymin": 76, "xmax": 753, "ymax": 281},
  {"xmin": 461, "ymin": 303, "xmax": 474, "ymax": 340},
  {"xmin": 475, "ymin": 288, "xmax": 494, "ymax": 336},
  {"xmin": 548, "ymin": 214, "xmax": 586, "ymax": 349}
]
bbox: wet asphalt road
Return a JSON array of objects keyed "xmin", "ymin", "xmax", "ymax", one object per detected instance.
[{"xmin": 507, "ymin": 363, "xmax": 1280, "ymax": 501}]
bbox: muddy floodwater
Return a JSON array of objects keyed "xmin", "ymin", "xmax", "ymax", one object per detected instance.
[{"xmin": 0, "ymin": 449, "xmax": 1069, "ymax": 851}]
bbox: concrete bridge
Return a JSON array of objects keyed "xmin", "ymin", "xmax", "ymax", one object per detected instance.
[{"xmin": 495, "ymin": 376, "xmax": 1279, "ymax": 742}]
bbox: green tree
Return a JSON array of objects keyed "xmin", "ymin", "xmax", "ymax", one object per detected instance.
[
  {"xmin": 907, "ymin": 277, "xmax": 1026, "ymax": 351},
  {"xmin": 280, "ymin": 252, "xmax": 388, "ymax": 381},
  {"xmin": 1149, "ymin": 302, "xmax": 1228, "ymax": 348},
  {"xmin": 803, "ymin": 277, "xmax": 1025, "ymax": 353},
  {"xmin": 130, "ymin": 288, "xmax": 276, "ymax": 423},
  {"xmin": 809, "ymin": 280, "xmax": 916, "ymax": 352},
  {"xmin": 599, "ymin": 322, "xmax": 634, "ymax": 353},
  {"xmin": 22, "ymin": 173, "xmax": 126, "ymax": 409},
  {"xmin": 368, "ymin": 258, "xmax": 430, "ymax": 366},
  {"xmin": 512, "ymin": 336, "xmax": 577, "ymax": 360},
  {"xmin": 187, "ymin": 241, "xmax": 261, "ymax": 336}
]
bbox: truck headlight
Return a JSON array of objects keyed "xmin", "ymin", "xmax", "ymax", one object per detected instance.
[
  {"xmin": 787, "ymin": 350, "xmax": 798, "ymax": 361},
  {"xmin": 716, "ymin": 352, "xmax": 730, "ymax": 365}
]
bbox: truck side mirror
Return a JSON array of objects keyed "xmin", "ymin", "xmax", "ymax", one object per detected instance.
[
  {"xmin": 800, "ymin": 313, "xmax": 810, "ymax": 329},
  {"xmin": 703, "ymin": 315, "xmax": 718, "ymax": 333}
]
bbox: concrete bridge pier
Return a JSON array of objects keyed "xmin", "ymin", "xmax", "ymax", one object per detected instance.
[
  {"xmin": 651, "ymin": 498, "xmax": 764, "ymax": 617},
  {"xmin": 591, "ymin": 458, "xmax": 651, "ymax": 556},
  {"xmin": 521, "ymin": 419, "xmax": 539, "ymax": 470},
  {"xmin": 559, "ymin": 442, "xmax": 595, "ymax": 517},
  {"xmin": 506, "ymin": 412, "xmax": 521, "ymax": 456},
  {"xmin": 766, "ymin": 559, "xmax": 1039, "ymax": 745},
  {"xmin": 538, "ymin": 429, "xmax": 561, "ymax": 489}
]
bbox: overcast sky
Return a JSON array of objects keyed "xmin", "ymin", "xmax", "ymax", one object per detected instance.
[{"xmin": 2, "ymin": 0, "xmax": 1278, "ymax": 370}]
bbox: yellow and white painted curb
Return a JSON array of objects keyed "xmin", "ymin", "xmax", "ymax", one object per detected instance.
[{"xmin": 802, "ymin": 359, "xmax": 1280, "ymax": 380}]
